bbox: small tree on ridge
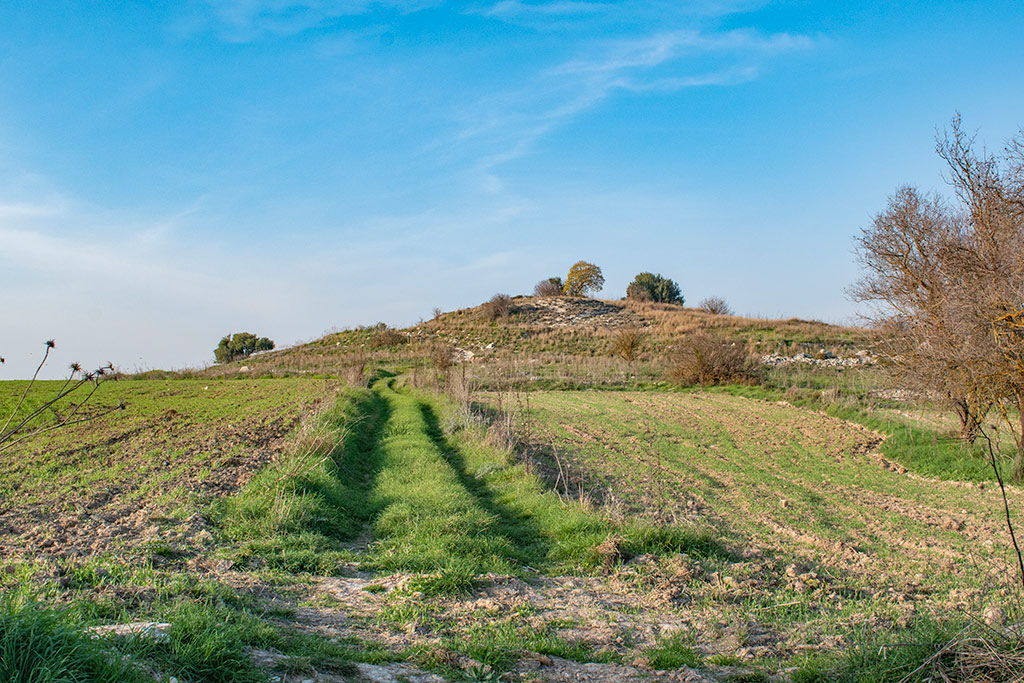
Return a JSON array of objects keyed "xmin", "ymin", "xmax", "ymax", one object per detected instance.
[
  {"xmin": 564, "ymin": 261, "xmax": 604, "ymax": 297},
  {"xmin": 627, "ymin": 272, "xmax": 683, "ymax": 305}
]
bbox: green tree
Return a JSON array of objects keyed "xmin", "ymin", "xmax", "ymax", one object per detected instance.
[
  {"xmin": 563, "ymin": 261, "xmax": 604, "ymax": 297},
  {"xmin": 627, "ymin": 272, "xmax": 684, "ymax": 305},
  {"xmin": 214, "ymin": 332, "xmax": 275, "ymax": 363}
]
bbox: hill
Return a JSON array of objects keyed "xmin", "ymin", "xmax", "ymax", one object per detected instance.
[{"xmin": 199, "ymin": 296, "xmax": 873, "ymax": 384}]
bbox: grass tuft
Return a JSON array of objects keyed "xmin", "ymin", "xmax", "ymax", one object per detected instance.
[{"xmin": 0, "ymin": 602, "xmax": 145, "ymax": 683}]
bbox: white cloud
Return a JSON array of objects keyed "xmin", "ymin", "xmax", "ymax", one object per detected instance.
[
  {"xmin": 447, "ymin": 27, "xmax": 819, "ymax": 174},
  {"xmin": 190, "ymin": 0, "xmax": 444, "ymax": 41},
  {"xmin": 0, "ymin": 202, "xmax": 65, "ymax": 218},
  {"xmin": 484, "ymin": 1, "xmax": 612, "ymax": 19}
]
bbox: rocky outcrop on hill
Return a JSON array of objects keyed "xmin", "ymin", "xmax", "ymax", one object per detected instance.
[{"xmin": 514, "ymin": 297, "xmax": 644, "ymax": 329}]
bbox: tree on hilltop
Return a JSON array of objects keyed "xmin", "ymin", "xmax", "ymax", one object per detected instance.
[
  {"xmin": 214, "ymin": 332, "xmax": 275, "ymax": 363},
  {"xmin": 564, "ymin": 261, "xmax": 604, "ymax": 297},
  {"xmin": 627, "ymin": 272, "xmax": 683, "ymax": 305}
]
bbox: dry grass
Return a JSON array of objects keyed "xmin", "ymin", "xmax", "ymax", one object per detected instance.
[{"xmin": 904, "ymin": 629, "xmax": 1024, "ymax": 683}]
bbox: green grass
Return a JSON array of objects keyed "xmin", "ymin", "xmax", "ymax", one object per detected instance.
[
  {"xmin": 0, "ymin": 378, "xmax": 335, "ymax": 512},
  {"xmin": 719, "ymin": 381, "xmax": 1013, "ymax": 482},
  {"xmin": 7, "ymin": 361, "xmax": 1018, "ymax": 681},
  {"xmin": 791, "ymin": 619, "xmax": 959, "ymax": 683},
  {"xmin": 355, "ymin": 378, "xmax": 722, "ymax": 577},
  {"xmin": 446, "ymin": 619, "xmax": 619, "ymax": 671},
  {"xmin": 214, "ymin": 386, "xmax": 388, "ymax": 573},
  {"xmin": 645, "ymin": 632, "xmax": 702, "ymax": 669},
  {"xmin": 0, "ymin": 602, "xmax": 147, "ymax": 683}
]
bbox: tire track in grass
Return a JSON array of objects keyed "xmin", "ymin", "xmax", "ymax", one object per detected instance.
[
  {"xmin": 366, "ymin": 379, "xmax": 527, "ymax": 575},
  {"xmin": 362, "ymin": 380, "xmax": 721, "ymax": 578}
]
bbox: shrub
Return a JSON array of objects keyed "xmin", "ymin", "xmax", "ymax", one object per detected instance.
[
  {"xmin": 612, "ymin": 328, "xmax": 645, "ymax": 361},
  {"xmin": 533, "ymin": 278, "xmax": 564, "ymax": 297},
  {"xmin": 214, "ymin": 332, "xmax": 274, "ymax": 363},
  {"xmin": 625, "ymin": 282, "xmax": 652, "ymax": 302},
  {"xmin": 699, "ymin": 296, "xmax": 733, "ymax": 315},
  {"xmin": 627, "ymin": 272, "xmax": 683, "ymax": 305},
  {"xmin": 564, "ymin": 261, "xmax": 604, "ymax": 297},
  {"xmin": 481, "ymin": 293, "xmax": 513, "ymax": 321},
  {"xmin": 668, "ymin": 333, "xmax": 760, "ymax": 386},
  {"xmin": 370, "ymin": 328, "xmax": 407, "ymax": 349},
  {"xmin": 431, "ymin": 344, "xmax": 457, "ymax": 373}
]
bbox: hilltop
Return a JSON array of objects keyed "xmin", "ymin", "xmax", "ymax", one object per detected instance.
[{"xmin": 198, "ymin": 296, "xmax": 872, "ymax": 381}]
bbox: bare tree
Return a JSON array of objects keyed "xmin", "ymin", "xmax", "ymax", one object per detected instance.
[
  {"xmin": 533, "ymin": 278, "xmax": 564, "ymax": 297},
  {"xmin": 851, "ymin": 115, "xmax": 1024, "ymax": 477}
]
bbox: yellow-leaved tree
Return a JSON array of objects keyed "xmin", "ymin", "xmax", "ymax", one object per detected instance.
[{"xmin": 563, "ymin": 261, "xmax": 604, "ymax": 297}]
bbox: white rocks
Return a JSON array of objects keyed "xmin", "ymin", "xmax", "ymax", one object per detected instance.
[
  {"xmin": 760, "ymin": 352, "xmax": 877, "ymax": 369},
  {"xmin": 89, "ymin": 621, "xmax": 171, "ymax": 641}
]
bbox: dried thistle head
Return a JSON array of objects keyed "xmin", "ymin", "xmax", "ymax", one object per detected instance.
[
  {"xmin": 70, "ymin": 362, "xmax": 82, "ymax": 373},
  {"xmin": 45, "ymin": 340, "xmax": 55, "ymax": 349}
]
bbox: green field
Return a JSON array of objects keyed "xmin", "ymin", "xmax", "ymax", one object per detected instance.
[
  {"xmin": 3, "ymin": 314, "xmax": 1023, "ymax": 682},
  {"xmin": 0, "ymin": 378, "xmax": 337, "ymax": 559}
]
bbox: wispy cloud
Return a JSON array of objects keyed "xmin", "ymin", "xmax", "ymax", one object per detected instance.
[
  {"xmin": 189, "ymin": 0, "xmax": 443, "ymax": 41},
  {"xmin": 484, "ymin": 1, "xmax": 612, "ymax": 19},
  {"xmin": 551, "ymin": 29, "xmax": 818, "ymax": 75},
  {"xmin": 449, "ymin": 27, "xmax": 821, "ymax": 172},
  {"xmin": 0, "ymin": 202, "xmax": 65, "ymax": 218},
  {"xmin": 476, "ymin": 0, "xmax": 769, "ymax": 30}
]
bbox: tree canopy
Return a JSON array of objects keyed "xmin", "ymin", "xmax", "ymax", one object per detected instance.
[
  {"xmin": 564, "ymin": 261, "xmax": 604, "ymax": 297},
  {"xmin": 214, "ymin": 332, "xmax": 275, "ymax": 364},
  {"xmin": 626, "ymin": 272, "xmax": 683, "ymax": 305}
]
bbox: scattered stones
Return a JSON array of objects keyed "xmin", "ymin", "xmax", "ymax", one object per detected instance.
[
  {"xmin": 760, "ymin": 352, "xmax": 877, "ymax": 370},
  {"xmin": 513, "ymin": 298, "xmax": 643, "ymax": 330}
]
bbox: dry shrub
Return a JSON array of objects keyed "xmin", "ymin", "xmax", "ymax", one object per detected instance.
[
  {"xmin": 668, "ymin": 332, "xmax": 760, "ymax": 386},
  {"xmin": 612, "ymin": 327, "xmax": 645, "ymax": 361},
  {"xmin": 370, "ymin": 328, "xmax": 407, "ymax": 349},
  {"xmin": 342, "ymin": 354, "xmax": 368, "ymax": 388},
  {"xmin": 482, "ymin": 293, "xmax": 513, "ymax": 321},
  {"xmin": 431, "ymin": 344, "xmax": 456, "ymax": 372},
  {"xmin": 533, "ymin": 279, "xmax": 563, "ymax": 297},
  {"xmin": 430, "ymin": 343, "xmax": 457, "ymax": 390},
  {"xmin": 699, "ymin": 296, "xmax": 733, "ymax": 316},
  {"xmin": 626, "ymin": 282, "xmax": 653, "ymax": 302}
]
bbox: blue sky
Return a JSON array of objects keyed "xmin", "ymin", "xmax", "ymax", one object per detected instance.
[{"xmin": 2, "ymin": 1, "xmax": 1023, "ymax": 377}]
